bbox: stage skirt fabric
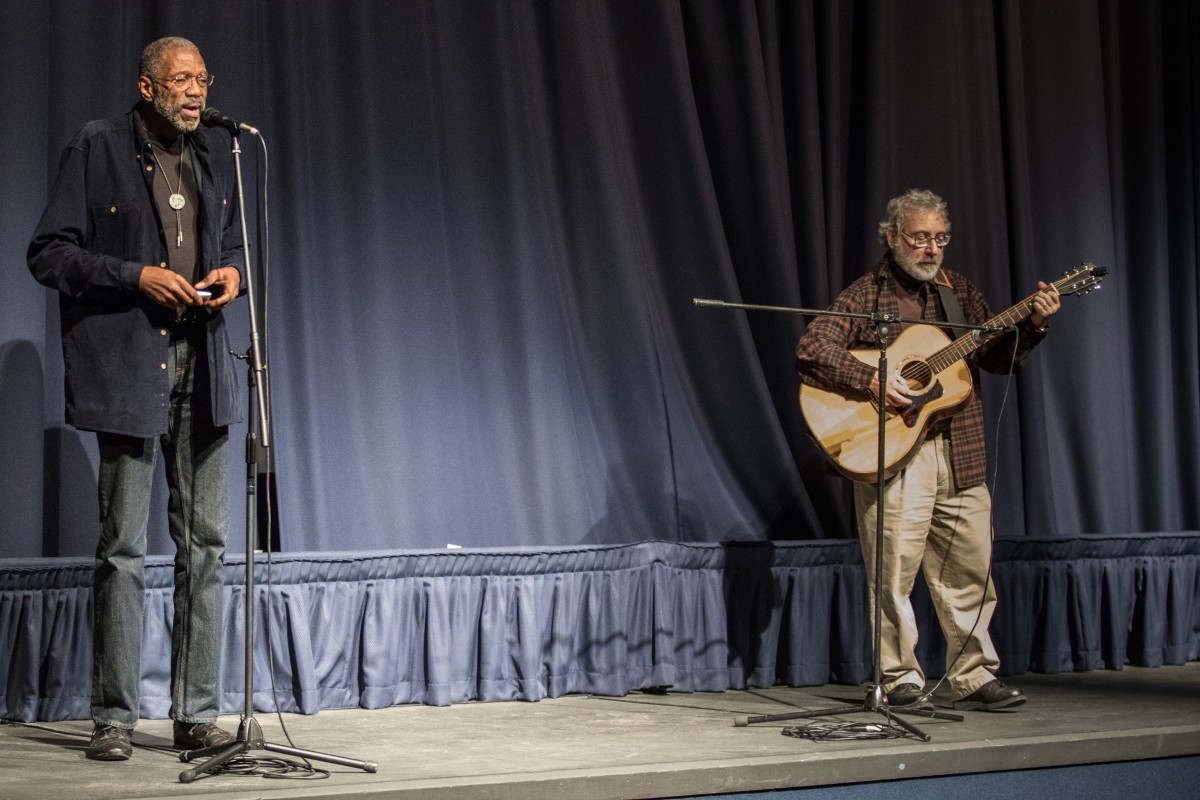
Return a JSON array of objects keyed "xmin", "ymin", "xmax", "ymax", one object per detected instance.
[{"xmin": 1, "ymin": 535, "xmax": 1198, "ymax": 722}]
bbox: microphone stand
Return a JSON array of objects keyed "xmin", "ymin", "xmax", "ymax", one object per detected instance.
[
  {"xmin": 694, "ymin": 297, "xmax": 1003, "ymax": 740},
  {"xmin": 179, "ymin": 128, "xmax": 377, "ymax": 782}
]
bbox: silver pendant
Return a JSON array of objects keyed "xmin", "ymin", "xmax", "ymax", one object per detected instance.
[{"xmin": 168, "ymin": 193, "xmax": 186, "ymax": 210}]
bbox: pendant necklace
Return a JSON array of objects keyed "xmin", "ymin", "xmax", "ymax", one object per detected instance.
[{"xmin": 149, "ymin": 137, "xmax": 187, "ymax": 248}]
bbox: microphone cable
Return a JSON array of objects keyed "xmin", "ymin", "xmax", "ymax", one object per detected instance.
[
  {"xmin": 211, "ymin": 129, "xmax": 328, "ymax": 782},
  {"xmin": 247, "ymin": 131, "xmax": 320, "ymax": 773},
  {"xmin": 914, "ymin": 326, "xmax": 1020, "ymax": 707}
]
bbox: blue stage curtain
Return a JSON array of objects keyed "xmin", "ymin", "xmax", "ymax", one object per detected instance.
[
  {"xmin": 2, "ymin": 0, "xmax": 1198, "ymax": 728},
  {"xmin": 3, "ymin": 1, "xmax": 1198, "ymax": 558},
  {"xmin": 3, "ymin": 535, "xmax": 1197, "ymax": 722}
]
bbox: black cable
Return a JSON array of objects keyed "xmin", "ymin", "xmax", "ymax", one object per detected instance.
[
  {"xmin": 248, "ymin": 134, "xmax": 314, "ymax": 767},
  {"xmin": 782, "ymin": 718, "xmax": 912, "ymax": 742},
  {"xmin": 209, "ymin": 754, "xmax": 330, "ymax": 780},
  {"xmin": 918, "ymin": 328, "xmax": 1019, "ymax": 704},
  {"xmin": 199, "ymin": 133, "xmax": 323, "ymax": 781}
]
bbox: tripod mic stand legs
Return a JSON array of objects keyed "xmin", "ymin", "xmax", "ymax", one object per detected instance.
[
  {"xmin": 179, "ymin": 716, "xmax": 379, "ymax": 782},
  {"xmin": 179, "ymin": 728, "xmax": 249, "ymax": 783},
  {"xmin": 732, "ymin": 685, "xmax": 964, "ymax": 743}
]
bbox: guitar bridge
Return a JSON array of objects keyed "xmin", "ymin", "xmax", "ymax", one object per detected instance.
[{"xmin": 899, "ymin": 380, "xmax": 945, "ymax": 427}]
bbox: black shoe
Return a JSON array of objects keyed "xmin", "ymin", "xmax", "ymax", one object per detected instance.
[
  {"xmin": 885, "ymin": 683, "xmax": 934, "ymax": 710},
  {"xmin": 955, "ymin": 680, "xmax": 1026, "ymax": 711},
  {"xmin": 86, "ymin": 725, "xmax": 132, "ymax": 761},
  {"xmin": 173, "ymin": 721, "xmax": 237, "ymax": 750}
]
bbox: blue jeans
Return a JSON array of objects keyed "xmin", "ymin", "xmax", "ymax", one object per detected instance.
[{"xmin": 92, "ymin": 332, "xmax": 229, "ymax": 729}]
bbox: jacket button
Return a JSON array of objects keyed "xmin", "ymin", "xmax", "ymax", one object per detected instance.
[
  {"xmin": 160, "ymin": 329, "xmax": 168, "ymax": 336},
  {"xmin": 160, "ymin": 262, "xmax": 167, "ymax": 268},
  {"xmin": 146, "ymin": 165, "xmax": 153, "ymax": 172},
  {"xmin": 109, "ymin": 206, "xmax": 117, "ymax": 214},
  {"xmin": 161, "ymin": 363, "xmax": 167, "ymax": 370}
]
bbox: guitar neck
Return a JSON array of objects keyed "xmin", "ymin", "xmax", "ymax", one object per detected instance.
[{"xmin": 926, "ymin": 278, "xmax": 1068, "ymax": 373}]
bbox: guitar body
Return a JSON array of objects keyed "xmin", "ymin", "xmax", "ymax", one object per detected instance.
[
  {"xmin": 799, "ymin": 325, "xmax": 974, "ymax": 482},
  {"xmin": 797, "ymin": 262, "xmax": 1107, "ymax": 482}
]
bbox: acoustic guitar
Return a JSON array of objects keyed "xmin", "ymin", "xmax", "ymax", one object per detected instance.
[{"xmin": 799, "ymin": 263, "xmax": 1107, "ymax": 481}]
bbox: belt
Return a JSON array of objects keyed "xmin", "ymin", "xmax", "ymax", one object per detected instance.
[{"xmin": 167, "ymin": 316, "xmax": 207, "ymax": 339}]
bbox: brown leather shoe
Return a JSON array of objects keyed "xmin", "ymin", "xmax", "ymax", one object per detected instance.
[
  {"xmin": 173, "ymin": 721, "xmax": 236, "ymax": 750},
  {"xmin": 86, "ymin": 725, "xmax": 132, "ymax": 761},
  {"xmin": 954, "ymin": 680, "xmax": 1026, "ymax": 710}
]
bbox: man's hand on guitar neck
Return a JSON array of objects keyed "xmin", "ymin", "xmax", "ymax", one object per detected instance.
[
  {"xmin": 870, "ymin": 368, "xmax": 914, "ymax": 410},
  {"xmin": 1029, "ymin": 281, "xmax": 1061, "ymax": 330}
]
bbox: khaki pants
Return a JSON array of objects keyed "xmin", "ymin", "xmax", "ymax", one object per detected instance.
[{"xmin": 853, "ymin": 432, "xmax": 999, "ymax": 700}]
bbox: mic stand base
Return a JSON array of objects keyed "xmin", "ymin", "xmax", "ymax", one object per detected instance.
[
  {"xmin": 733, "ymin": 687, "xmax": 965, "ymax": 743},
  {"xmin": 178, "ymin": 717, "xmax": 378, "ymax": 782}
]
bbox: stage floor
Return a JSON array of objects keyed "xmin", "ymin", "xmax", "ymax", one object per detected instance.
[{"xmin": 2, "ymin": 663, "xmax": 1198, "ymax": 800}]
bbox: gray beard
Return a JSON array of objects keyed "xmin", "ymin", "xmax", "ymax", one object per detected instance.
[
  {"xmin": 894, "ymin": 250, "xmax": 940, "ymax": 282},
  {"xmin": 153, "ymin": 92, "xmax": 202, "ymax": 134}
]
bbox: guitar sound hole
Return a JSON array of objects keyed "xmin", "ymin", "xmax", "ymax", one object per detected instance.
[{"xmin": 901, "ymin": 361, "xmax": 933, "ymax": 392}]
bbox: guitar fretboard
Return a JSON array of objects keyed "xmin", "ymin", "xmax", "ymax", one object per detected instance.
[{"xmin": 925, "ymin": 273, "xmax": 1079, "ymax": 374}]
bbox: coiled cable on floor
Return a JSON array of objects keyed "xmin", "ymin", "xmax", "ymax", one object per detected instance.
[{"xmin": 781, "ymin": 719, "xmax": 911, "ymax": 742}]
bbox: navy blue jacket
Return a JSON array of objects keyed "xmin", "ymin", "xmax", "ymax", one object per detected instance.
[{"xmin": 28, "ymin": 108, "xmax": 246, "ymax": 437}]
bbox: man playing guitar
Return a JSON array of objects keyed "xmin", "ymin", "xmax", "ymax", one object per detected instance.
[{"xmin": 795, "ymin": 188, "xmax": 1061, "ymax": 711}]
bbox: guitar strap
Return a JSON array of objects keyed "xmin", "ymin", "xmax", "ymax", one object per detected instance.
[{"xmin": 932, "ymin": 268, "xmax": 969, "ymax": 339}]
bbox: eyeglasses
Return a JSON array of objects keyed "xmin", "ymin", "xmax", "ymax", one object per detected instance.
[
  {"xmin": 899, "ymin": 230, "xmax": 951, "ymax": 249},
  {"xmin": 154, "ymin": 73, "xmax": 214, "ymax": 91}
]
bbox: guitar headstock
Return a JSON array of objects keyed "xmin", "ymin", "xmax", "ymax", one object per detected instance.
[{"xmin": 1053, "ymin": 262, "xmax": 1107, "ymax": 297}]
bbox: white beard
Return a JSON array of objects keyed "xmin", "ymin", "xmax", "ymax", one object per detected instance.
[{"xmin": 893, "ymin": 248, "xmax": 940, "ymax": 282}]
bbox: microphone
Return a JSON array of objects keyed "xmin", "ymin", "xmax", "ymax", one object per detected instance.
[
  {"xmin": 972, "ymin": 324, "xmax": 1009, "ymax": 344},
  {"xmin": 200, "ymin": 107, "xmax": 259, "ymax": 136}
]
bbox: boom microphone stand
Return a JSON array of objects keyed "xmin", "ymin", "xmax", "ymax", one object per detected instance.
[
  {"xmin": 179, "ymin": 122, "xmax": 377, "ymax": 782},
  {"xmin": 694, "ymin": 297, "xmax": 998, "ymax": 740}
]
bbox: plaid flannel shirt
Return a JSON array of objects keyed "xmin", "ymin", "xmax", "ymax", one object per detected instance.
[{"xmin": 795, "ymin": 256, "xmax": 1046, "ymax": 489}]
